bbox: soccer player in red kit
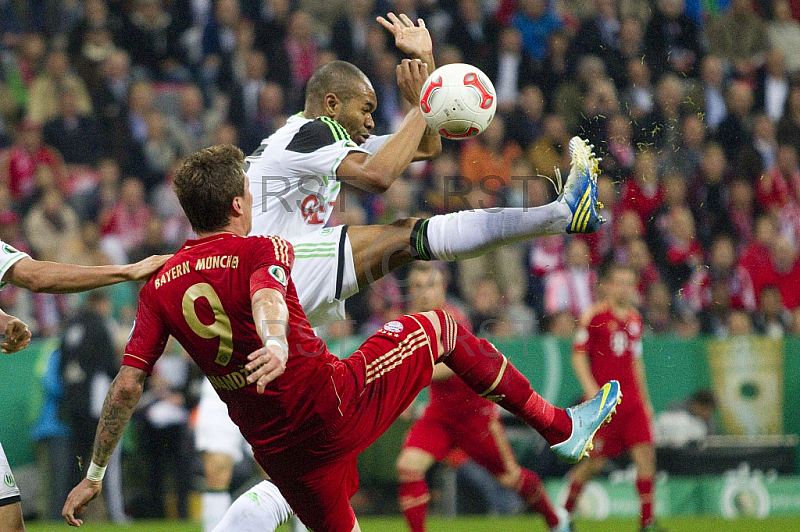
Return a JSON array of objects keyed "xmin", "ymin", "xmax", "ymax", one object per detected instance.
[
  {"xmin": 397, "ymin": 262, "xmax": 570, "ymax": 531},
  {"xmin": 563, "ymin": 264, "xmax": 665, "ymax": 532},
  {"xmin": 62, "ymin": 145, "xmax": 621, "ymax": 532}
]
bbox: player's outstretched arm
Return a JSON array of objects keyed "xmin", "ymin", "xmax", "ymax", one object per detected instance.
[
  {"xmin": 6, "ymin": 254, "xmax": 170, "ymax": 294},
  {"xmin": 338, "ymin": 59, "xmax": 433, "ymax": 193},
  {"xmin": 0, "ymin": 309, "xmax": 31, "ymax": 354},
  {"xmin": 62, "ymin": 365, "xmax": 146, "ymax": 527},
  {"xmin": 246, "ymin": 287, "xmax": 290, "ymax": 394}
]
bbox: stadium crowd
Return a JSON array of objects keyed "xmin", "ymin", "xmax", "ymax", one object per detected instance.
[{"xmin": 1, "ymin": 0, "xmax": 800, "ymax": 521}]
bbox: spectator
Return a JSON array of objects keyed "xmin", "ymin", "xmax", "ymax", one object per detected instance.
[
  {"xmin": 446, "ymin": 0, "xmax": 498, "ymax": 74},
  {"xmin": 43, "ymin": 87, "xmax": 104, "ymax": 167},
  {"xmin": 24, "ymin": 188, "xmax": 81, "ymax": 262},
  {"xmin": 487, "ymin": 27, "xmax": 537, "ymax": 113},
  {"xmin": 738, "ymin": 113, "xmax": 778, "ymax": 181},
  {"xmin": 660, "ymin": 114, "xmax": 705, "ymax": 178},
  {"xmin": 707, "ymin": 0, "xmax": 768, "ymax": 80},
  {"xmin": 765, "ymin": 237, "xmax": 800, "ymax": 309},
  {"xmin": 688, "ymin": 234, "xmax": 757, "ymax": 313},
  {"xmin": 740, "ymin": 214, "xmax": 779, "ymax": 296},
  {"xmin": 201, "ymin": 0, "xmax": 243, "ymax": 91},
  {"xmin": 59, "ymin": 290, "xmax": 126, "ymax": 523},
  {"xmin": 716, "ymin": 81, "xmax": 756, "ymax": 163},
  {"xmin": 108, "ymin": 79, "xmax": 153, "ymax": 179},
  {"xmin": 227, "ymin": 50, "xmax": 268, "ymax": 130},
  {"xmin": 578, "ymin": 77, "xmax": 620, "ymax": 146},
  {"xmin": 579, "ymin": 175, "xmax": 617, "ymax": 266},
  {"xmin": 776, "ymin": 84, "xmax": 800, "ymax": 156},
  {"xmin": 754, "ymin": 48, "xmax": 790, "ymax": 124},
  {"xmin": 627, "ymin": 237, "xmax": 661, "ymax": 309},
  {"xmin": 767, "ymin": 0, "xmax": 800, "ymax": 75},
  {"xmin": 689, "ymin": 142, "xmax": 731, "ymax": 247},
  {"xmin": 167, "ymin": 84, "xmax": 223, "ymax": 158},
  {"xmin": 727, "ymin": 179, "xmax": 757, "ymax": 246},
  {"xmin": 143, "ymin": 110, "xmax": 181, "ymax": 180},
  {"xmin": 460, "ymin": 116, "xmax": 522, "ymax": 205},
  {"xmin": 644, "ymin": 0, "xmax": 702, "ymax": 78},
  {"xmin": 512, "ymin": 0, "xmax": 563, "ymax": 62},
  {"xmin": 527, "ymin": 113, "xmax": 571, "ymax": 177},
  {"xmin": 544, "ymin": 309, "xmax": 576, "ymax": 338},
  {"xmin": 690, "ymin": 55, "xmax": 728, "ymax": 132},
  {"xmin": 661, "ymin": 205, "xmax": 704, "ymax": 297},
  {"xmin": 100, "ymin": 177, "xmax": 151, "ymax": 258},
  {"xmin": 239, "ymin": 83, "xmax": 287, "ymax": 152},
  {"xmin": 553, "ymin": 54, "xmax": 606, "ymax": 133},
  {"xmin": 698, "ymin": 279, "xmax": 734, "ymax": 336},
  {"xmin": 534, "ymin": 29, "xmax": 571, "ymax": 107},
  {"xmin": 370, "ymin": 51, "xmax": 405, "ymax": 134},
  {"xmin": 67, "ymin": 0, "xmax": 122, "ymax": 60},
  {"xmin": 504, "ymin": 84, "xmax": 545, "ymax": 149},
  {"xmin": 753, "ymin": 285, "xmax": 792, "ymax": 337},
  {"xmin": 568, "ymin": 0, "xmax": 622, "ymax": 74},
  {"xmin": 756, "ymin": 143, "xmax": 800, "ymax": 212},
  {"xmin": 135, "ymin": 339, "xmax": 199, "ymax": 519},
  {"xmin": 27, "ymin": 49, "xmax": 93, "ymax": 125},
  {"xmin": 544, "ymin": 238, "xmax": 596, "ymax": 318},
  {"xmin": 330, "ymin": 0, "xmax": 376, "ymax": 65},
  {"xmin": 73, "ymin": 25, "xmax": 119, "ymax": 95},
  {"xmin": 90, "ymin": 50, "xmax": 134, "ymax": 130},
  {"xmin": 634, "ymin": 74, "xmax": 685, "ymax": 151},
  {"xmin": 469, "ymin": 277, "xmax": 514, "ymax": 336},
  {"xmin": 0, "ymin": 120, "xmax": 65, "ymax": 204},
  {"xmin": 727, "ymin": 308, "xmax": 754, "ymax": 336},
  {"xmin": 283, "ymin": 10, "xmax": 319, "ymax": 97},
  {"xmin": 601, "ymin": 113, "xmax": 636, "ymax": 180},
  {"xmin": 619, "ymin": 58, "xmax": 653, "ymax": 122},
  {"xmin": 619, "ymin": 151, "xmax": 664, "ymax": 228},
  {"xmin": 655, "ymin": 389, "xmax": 718, "ymax": 446}
]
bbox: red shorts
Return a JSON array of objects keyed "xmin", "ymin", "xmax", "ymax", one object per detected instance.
[
  {"xmin": 403, "ymin": 408, "xmax": 517, "ymax": 477},
  {"xmin": 592, "ymin": 399, "xmax": 654, "ymax": 458},
  {"xmin": 256, "ymin": 314, "xmax": 438, "ymax": 532}
]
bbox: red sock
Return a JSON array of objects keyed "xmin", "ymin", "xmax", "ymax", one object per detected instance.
[
  {"xmin": 399, "ymin": 478, "xmax": 429, "ymax": 532},
  {"xmin": 518, "ymin": 469, "xmax": 559, "ymax": 528},
  {"xmin": 439, "ymin": 316, "xmax": 572, "ymax": 445},
  {"xmin": 636, "ymin": 476, "xmax": 654, "ymax": 528},
  {"xmin": 564, "ymin": 478, "xmax": 585, "ymax": 514}
]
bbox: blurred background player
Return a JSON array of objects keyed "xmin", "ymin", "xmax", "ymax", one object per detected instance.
[
  {"xmin": 0, "ymin": 238, "xmax": 166, "ymax": 532},
  {"xmin": 396, "ymin": 261, "xmax": 570, "ymax": 532},
  {"xmin": 564, "ymin": 264, "xmax": 666, "ymax": 532}
]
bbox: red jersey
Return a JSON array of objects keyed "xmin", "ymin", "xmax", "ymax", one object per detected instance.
[
  {"xmin": 124, "ymin": 233, "xmax": 344, "ymax": 453},
  {"xmin": 4, "ymin": 145, "xmax": 63, "ymax": 200},
  {"xmin": 426, "ymin": 305, "xmax": 496, "ymax": 419},
  {"xmin": 574, "ymin": 303, "xmax": 644, "ymax": 407}
]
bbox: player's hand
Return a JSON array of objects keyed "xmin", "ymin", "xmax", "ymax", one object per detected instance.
[
  {"xmin": 1, "ymin": 317, "xmax": 31, "ymax": 354},
  {"xmin": 126, "ymin": 254, "xmax": 171, "ymax": 281},
  {"xmin": 397, "ymin": 58, "xmax": 430, "ymax": 105},
  {"xmin": 62, "ymin": 478, "xmax": 103, "ymax": 527},
  {"xmin": 377, "ymin": 13, "xmax": 433, "ymax": 62},
  {"xmin": 246, "ymin": 342, "xmax": 288, "ymax": 394}
]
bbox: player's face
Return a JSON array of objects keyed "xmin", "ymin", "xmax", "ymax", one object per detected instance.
[
  {"xmin": 608, "ymin": 270, "xmax": 637, "ymax": 306},
  {"xmin": 407, "ymin": 269, "xmax": 446, "ymax": 313},
  {"xmin": 336, "ymin": 81, "xmax": 377, "ymax": 144}
]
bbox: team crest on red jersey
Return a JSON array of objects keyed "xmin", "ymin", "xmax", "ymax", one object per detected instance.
[{"xmin": 383, "ymin": 321, "xmax": 403, "ymax": 333}]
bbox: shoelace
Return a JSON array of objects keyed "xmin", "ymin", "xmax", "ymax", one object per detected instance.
[{"xmin": 538, "ymin": 166, "xmax": 606, "ymax": 212}]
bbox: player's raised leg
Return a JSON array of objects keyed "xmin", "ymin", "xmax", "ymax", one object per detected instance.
[{"xmin": 346, "ymin": 137, "xmax": 603, "ymax": 289}]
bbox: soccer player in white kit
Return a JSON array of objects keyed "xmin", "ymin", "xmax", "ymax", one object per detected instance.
[
  {"xmin": 0, "ymin": 241, "xmax": 166, "ymax": 532},
  {"xmin": 198, "ymin": 13, "xmax": 604, "ymax": 532}
]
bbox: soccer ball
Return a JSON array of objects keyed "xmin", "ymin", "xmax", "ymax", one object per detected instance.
[{"xmin": 419, "ymin": 63, "xmax": 497, "ymax": 140}]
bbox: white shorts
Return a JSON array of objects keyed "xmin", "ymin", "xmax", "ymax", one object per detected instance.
[
  {"xmin": 0, "ymin": 443, "xmax": 20, "ymax": 506},
  {"xmin": 194, "ymin": 380, "xmax": 251, "ymax": 463},
  {"xmin": 289, "ymin": 225, "xmax": 358, "ymax": 328}
]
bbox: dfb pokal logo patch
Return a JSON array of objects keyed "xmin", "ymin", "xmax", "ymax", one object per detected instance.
[
  {"xmin": 268, "ymin": 265, "xmax": 288, "ymax": 286},
  {"xmin": 383, "ymin": 321, "xmax": 403, "ymax": 333}
]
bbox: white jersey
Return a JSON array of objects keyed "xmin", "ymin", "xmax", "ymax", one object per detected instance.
[
  {"xmin": 0, "ymin": 240, "xmax": 28, "ymax": 288},
  {"xmin": 245, "ymin": 114, "xmax": 371, "ymax": 242}
]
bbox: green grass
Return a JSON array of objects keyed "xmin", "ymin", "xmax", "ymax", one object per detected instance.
[{"xmin": 26, "ymin": 516, "xmax": 800, "ymax": 532}]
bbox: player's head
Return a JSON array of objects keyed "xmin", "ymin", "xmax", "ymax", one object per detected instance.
[
  {"xmin": 304, "ymin": 60, "xmax": 376, "ymax": 144},
  {"xmin": 173, "ymin": 145, "xmax": 253, "ymax": 235},
  {"xmin": 406, "ymin": 262, "xmax": 448, "ymax": 313},
  {"xmin": 602, "ymin": 264, "xmax": 637, "ymax": 307}
]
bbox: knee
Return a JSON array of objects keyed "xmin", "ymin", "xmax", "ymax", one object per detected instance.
[
  {"xmin": 494, "ymin": 466, "xmax": 521, "ymax": 489},
  {"xmin": 388, "ymin": 217, "xmax": 420, "ymax": 231},
  {"xmin": 396, "ymin": 452, "xmax": 428, "ymax": 482}
]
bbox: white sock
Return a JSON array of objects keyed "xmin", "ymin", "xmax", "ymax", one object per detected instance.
[
  {"xmin": 422, "ymin": 202, "xmax": 571, "ymax": 261},
  {"xmin": 203, "ymin": 491, "xmax": 232, "ymax": 532},
  {"xmin": 213, "ymin": 480, "xmax": 301, "ymax": 532}
]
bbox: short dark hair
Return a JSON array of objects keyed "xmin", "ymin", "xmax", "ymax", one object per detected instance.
[
  {"xmin": 305, "ymin": 60, "xmax": 369, "ymax": 107},
  {"xmin": 173, "ymin": 145, "xmax": 245, "ymax": 233}
]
